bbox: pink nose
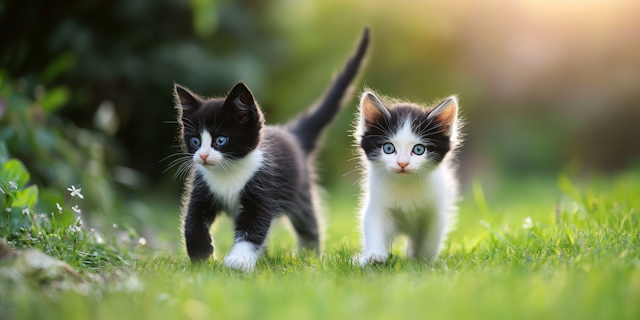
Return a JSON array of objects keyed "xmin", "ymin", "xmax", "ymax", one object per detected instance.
[
  {"xmin": 200, "ymin": 152, "xmax": 209, "ymax": 161},
  {"xmin": 397, "ymin": 161, "xmax": 409, "ymax": 169}
]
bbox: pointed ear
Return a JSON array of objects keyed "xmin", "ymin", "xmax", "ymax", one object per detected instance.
[
  {"xmin": 224, "ymin": 82, "xmax": 260, "ymax": 124},
  {"xmin": 428, "ymin": 96, "xmax": 458, "ymax": 136},
  {"xmin": 360, "ymin": 92, "xmax": 389, "ymax": 131},
  {"xmin": 174, "ymin": 84, "xmax": 201, "ymax": 112}
]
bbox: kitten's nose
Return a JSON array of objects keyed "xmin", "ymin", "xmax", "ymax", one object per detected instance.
[
  {"xmin": 200, "ymin": 152, "xmax": 209, "ymax": 161},
  {"xmin": 397, "ymin": 161, "xmax": 409, "ymax": 169}
]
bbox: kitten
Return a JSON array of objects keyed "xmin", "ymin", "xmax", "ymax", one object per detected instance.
[
  {"xmin": 354, "ymin": 90, "xmax": 462, "ymax": 266},
  {"xmin": 173, "ymin": 28, "xmax": 370, "ymax": 272}
]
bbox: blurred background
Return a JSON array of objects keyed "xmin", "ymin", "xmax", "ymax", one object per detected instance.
[{"xmin": 1, "ymin": 0, "xmax": 639, "ymax": 253}]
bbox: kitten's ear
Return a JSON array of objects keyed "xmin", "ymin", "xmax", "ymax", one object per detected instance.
[
  {"xmin": 223, "ymin": 82, "xmax": 261, "ymax": 124},
  {"xmin": 174, "ymin": 84, "xmax": 201, "ymax": 112},
  {"xmin": 428, "ymin": 96, "xmax": 458, "ymax": 136},
  {"xmin": 360, "ymin": 92, "xmax": 390, "ymax": 131}
]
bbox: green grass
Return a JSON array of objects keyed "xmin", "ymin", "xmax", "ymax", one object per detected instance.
[{"xmin": 3, "ymin": 170, "xmax": 640, "ymax": 320}]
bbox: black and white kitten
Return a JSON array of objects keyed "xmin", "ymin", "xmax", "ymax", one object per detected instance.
[
  {"xmin": 354, "ymin": 91, "xmax": 462, "ymax": 266},
  {"xmin": 173, "ymin": 28, "xmax": 369, "ymax": 271}
]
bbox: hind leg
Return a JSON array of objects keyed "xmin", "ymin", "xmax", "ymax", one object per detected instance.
[{"xmin": 287, "ymin": 195, "xmax": 321, "ymax": 254}]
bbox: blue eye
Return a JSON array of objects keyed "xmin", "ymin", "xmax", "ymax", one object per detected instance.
[
  {"xmin": 215, "ymin": 136, "xmax": 228, "ymax": 146},
  {"xmin": 382, "ymin": 143, "xmax": 395, "ymax": 154},
  {"xmin": 413, "ymin": 144, "xmax": 426, "ymax": 155},
  {"xmin": 190, "ymin": 137, "xmax": 201, "ymax": 148}
]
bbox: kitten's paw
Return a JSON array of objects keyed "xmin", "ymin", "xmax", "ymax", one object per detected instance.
[
  {"xmin": 224, "ymin": 242, "xmax": 258, "ymax": 272},
  {"xmin": 360, "ymin": 251, "xmax": 388, "ymax": 267}
]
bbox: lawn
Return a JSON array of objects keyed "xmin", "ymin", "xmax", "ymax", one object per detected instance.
[{"xmin": 2, "ymin": 170, "xmax": 640, "ymax": 320}]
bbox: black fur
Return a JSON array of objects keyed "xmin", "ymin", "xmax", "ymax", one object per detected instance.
[
  {"xmin": 361, "ymin": 102, "xmax": 452, "ymax": 163},
  {"xmin": 175, "ymin": 28, "xmax": 370, "ymax": 263},
  {"xmin": 288, "ymin": 27, "xmax": 370, "ymax": 154}
]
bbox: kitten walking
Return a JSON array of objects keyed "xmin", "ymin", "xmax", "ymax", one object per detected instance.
[
  {"xmin": 173, "ymin": 28, "xmax": 369, "ymax": 271},
  {"xmin": 354, "ymin": 91, "xmax": 462, "ymax": 266}
]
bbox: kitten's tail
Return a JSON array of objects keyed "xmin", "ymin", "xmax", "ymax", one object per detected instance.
[{"xmin": 287, "ymin": 27, "xmax": 370, "ymax": 155}]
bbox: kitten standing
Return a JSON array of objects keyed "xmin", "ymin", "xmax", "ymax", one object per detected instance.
[
  {"xmin": 354, "ymin": 91, "xmax": 462, "ymax": 266},
  {"xmin": 173, "ymin": 28, "xmax": 369, "ymax": 272}
]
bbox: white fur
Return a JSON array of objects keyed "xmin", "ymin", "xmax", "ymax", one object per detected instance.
[
  {"xmin": 357, "ymin": 97, "xmax": 460, "ymax": 267},
  {"xmin": 224, "ymin": 241, "xmax": 259, "ymax": 272},
  {"xmin": 193, "ymin": 129, "xmax": 266, "ymax": 272},
  {"xmin": 194, "ymin": 130, "xmax": 265, "ymax": 215}
]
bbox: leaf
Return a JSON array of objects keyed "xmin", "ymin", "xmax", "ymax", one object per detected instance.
[
  {"xmin": 0, "ymin": 159, "xmax": 30, "ymax": 188},
  {"xmin": 40, "ymin": 86, "xmax": 70, "ymax": 113},
  {"xmin": 12, "ymin": 185, "xmax": 38, "ymax": 209},
  {"xmin": 41, "ymin": 52, "xmax": 76, "ymax": 84}
]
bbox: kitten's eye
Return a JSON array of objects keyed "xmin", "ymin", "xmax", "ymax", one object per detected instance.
[
  {"xmin": 413, "ymin": 144, "xmax": 426, "ymax": 155},
  {"xmin": 382, "ymin": 143, "xmax": 395, "ymax": 154},
  {"xmin": 190, "ymin": 137, "xmax": 201, "ymax": 148},
  {"xmin": 215, "ymin": 136, "xmax": 228, "ymax": 146}
]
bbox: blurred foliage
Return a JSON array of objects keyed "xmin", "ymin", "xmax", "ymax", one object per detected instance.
[
  {"xmin": 1, "ymin": 0, "xmax": 640, "ymax": 234},
  {"xmin": 0, "ymin": 73, "xmax": 119, "ymax": 217},
  {"xmin": 0, "ymin": 154, "xmax": 137, "ymax": 271}
]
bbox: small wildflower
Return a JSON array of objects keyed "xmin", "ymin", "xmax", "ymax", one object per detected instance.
[
  {"xmin": 113, "ymin": 223, "xmax": 118, "ymax": 229},
  {"xmin": 56, "ymin": 203, "xmax": 62, "ymax": 211},
  {"xmin": 67, "ymin": 185, "xmax": 84, "ymax": 199},
  {"xmin": 22, "ymin": 206, "xmax": 30, "ymax": 216},
  {"xmin": 139, "ymin": 237, "xmax": 147, "ymax": 245},
  {"xmin": 5, "ymin": 208, "xmax": 11, "ymax": 213},
  {"xmin": 39, "ymin": 214, "xmax": 45, "ymax": 219},
  {"xmin": 522, "ymin": 217, "xmax": 533, "ymax": 229},
  {"xmin": 72, "ymin": 205, "xmax": 81, "ymax": 214},
  {"xmin": 8, "ymin": 181, "xmax": 18, "ymax": 190}
]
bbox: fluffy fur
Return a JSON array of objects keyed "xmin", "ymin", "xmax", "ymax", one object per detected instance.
[
  {"xmin": 354, "ymin": 90, "xmax": 463, "ymax": 266},
  {"xmin": 171, "ymin": 28, "xmax": 370, "ymax": 272}
]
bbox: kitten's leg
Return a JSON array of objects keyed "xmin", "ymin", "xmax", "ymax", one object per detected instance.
[
  {"xmin": 360, "ymin": 205, "xmax": 393, "ymax": 267},
  {"xmin": 224, "ymin": 200, "xmax": 274, "ymax": 272},
  {"xmin": 417, "ymin": 211, "xmax": 449, "ymax": 264},
  {"xmin": 287, "ymin": 194, "xmax": 321, "ymax": 254},
  {"xmin": 183, "ymin": 193, "xmax": 218, "ymax": 262}
]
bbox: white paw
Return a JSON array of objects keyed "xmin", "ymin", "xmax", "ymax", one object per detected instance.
[
  {"xmin": 224, "ymin": 242, "xmax": 258, "ymax": 272},
  {"xmin": 359, "ymin": 250, "xmax": 388, "ymax": 267}
]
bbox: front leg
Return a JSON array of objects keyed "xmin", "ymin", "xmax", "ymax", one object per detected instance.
[
  {"xmin": 184, "ymin": 183, "xmax": 219, "ymax": 262},
  {"xmin": 360, "ymin": 203, "xmax": 394, "ymax": 267},
  {"xmin": 224, "ymin": 196, "xmax": 274, "ymax": 272}
]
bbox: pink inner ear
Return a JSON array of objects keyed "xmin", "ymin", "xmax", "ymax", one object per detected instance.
[
  {"xmin": 435, "ymin": 104, "xmax": 456, "ymax": 135},
  {"xmin": 362, "ymin": 99, "xmax": 384, "ymax": 128}
]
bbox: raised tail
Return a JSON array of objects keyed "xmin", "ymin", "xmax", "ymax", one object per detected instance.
[{"xmin": 288, "ymin": 27, "xmax": 370, "ymax": 155}]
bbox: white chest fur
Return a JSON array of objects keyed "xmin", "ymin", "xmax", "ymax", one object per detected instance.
[
  {"xmin": 196, "ymin": 149, "xmax": 265, "ymax": 216},
  {"xmin": 365, "ymin": 163, "xmax": 456, "ymax": 222}
]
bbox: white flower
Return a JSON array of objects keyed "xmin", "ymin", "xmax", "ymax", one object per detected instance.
[
  {"xmin": 67, "ymin": 185, "xmax": 84, "ymax": 199},
  {"xmin": 22, "ymin": 206, "xmax": 30, "ymax": 216},
  {"xmin": 56, "ymin": 203, "xmax": 62, "ymax": 212},
  {"xmin": 112, "ymin": 223, "xmax": 118, "ymax": 229},
  {"xmin": 72, "ymin": 205, "xmax": 81, "ymax": 214},
  {"xmin": 8, "ymin": 181, "xmax": 17, "ymax": 190},
  {"xmin": 139, "ymin": 237, "xmax": 147, "ymax": 245},
  {"xmin": 39, "ymin": 214, "xmax": 46, "ymax": 219},
  {"xmin": 5, "ymin": 208, "xmax": 11, "ymax": 212},
  {"xmin": 522, "ymin": 217, "xmax": 534, "ymax": 229}
]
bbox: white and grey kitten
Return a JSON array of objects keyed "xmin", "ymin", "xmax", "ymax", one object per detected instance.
[{"xmin": 354, "ymin": 91, "xmax": 462, "ymax": 266}]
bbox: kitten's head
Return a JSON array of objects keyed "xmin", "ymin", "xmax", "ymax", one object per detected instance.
[
  {"xmin": 356, "ymin": 91, "xmax": 460, "ymax": 176},
  {"xmin": 174, "ymin": 82, "xmax": 264, "ymax": 169}
]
